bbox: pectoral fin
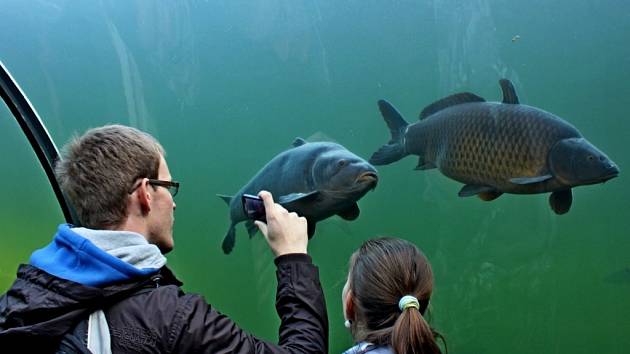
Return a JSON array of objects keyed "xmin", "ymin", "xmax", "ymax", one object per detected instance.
[
  {"xmin": 510, "ymin": 175, "xmax": 553, "ymax": 184},
  {"xmin": 458, "ymin": 184, "xmax": 498, "ymax": 197},
  {"xmin": 222, "ymin": 224, "xmax": 236, "ymax": 254},
  {"xmin": 478, "ymin": 191, "xmax": 503, "ymax": 201},
  {"xmin": 338, "ymin": 203, "xmax": 360, "ymax": 220},
  {"xmin": 245, "ymin": 220, "xmax": 258, "ymax": 238},
  {"xmin": 414, "ymin": 157, "xmax": 436, "ymax": 170},
  {"xmin": 509, "ymin": 175, "xmax": 552, "ymax": 185},
  {"xmin": 549, "ymin": 189, "xmax": 572, "ymax": 215},
  {"xmin": 277, "ymin": 191, "xmax": 320, "ymax": 205}
]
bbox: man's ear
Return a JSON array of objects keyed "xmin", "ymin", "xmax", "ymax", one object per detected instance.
[
  {"xmin": 135, "ymin": 178, "xmax": 152, "ymax": 214},
  {"xmin": 345, "ymin": 289, "xmax": 355, "ymax": 320}
]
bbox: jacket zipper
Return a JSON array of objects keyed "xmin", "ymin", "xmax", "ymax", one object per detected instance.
[{"xmin": 151, "ymin": 274, "xmax": 162, "ymax": 288}]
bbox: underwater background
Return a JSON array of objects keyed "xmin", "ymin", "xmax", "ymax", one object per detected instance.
[{"xmin": 1, "ymin": 1, "xmax": 629, "ymax": 353}]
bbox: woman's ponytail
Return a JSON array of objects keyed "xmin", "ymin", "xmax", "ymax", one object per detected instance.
[
  {"xmin": 348, "ymin": 238, "xmax": 445, "ymax": 354},
  {"xmin": 392, "ymin": 307, "xmax": 441, "ymax": 354}
]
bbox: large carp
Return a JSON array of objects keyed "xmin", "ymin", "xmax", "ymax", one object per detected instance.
[
  {"xmin": 370, "ymin": 79, "xmax": 619, "ymax": 214},
  {"xmin": 219, "ymin": 138, "xmax": 378, "ymax": 254}
]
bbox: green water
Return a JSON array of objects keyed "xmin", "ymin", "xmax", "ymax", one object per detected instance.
[{"xmin": 1, "ymin": 1, "xmax": 629, "ymax": 353}]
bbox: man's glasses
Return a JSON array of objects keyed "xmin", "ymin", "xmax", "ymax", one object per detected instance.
[
  {"xmin": 130, "ymin": 178, "xmax": 180, "ymax": 197},
  {"xmin": 148, "ymin": 179, "xmax": 179, "ymax": 197}
]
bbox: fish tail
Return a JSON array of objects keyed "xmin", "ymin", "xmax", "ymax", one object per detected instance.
[
  {"xmin": 369, "ymin": 99, "xmax": 409, "ymax": 165},
  {"xmin": 222, "ymin": 224, "xmax": 236, "ymax": 254}
]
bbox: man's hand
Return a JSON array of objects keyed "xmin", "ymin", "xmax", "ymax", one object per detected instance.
[{"xmin": 254, "ymin": 191, "xmax": 308, "ymax": 257}]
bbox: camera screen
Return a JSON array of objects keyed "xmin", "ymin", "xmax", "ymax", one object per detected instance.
[{"xmin": 242, "ymin": 194, "xmax": 266, "ymax": 222}]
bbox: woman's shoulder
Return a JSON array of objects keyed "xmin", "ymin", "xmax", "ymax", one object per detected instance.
[{"xmin": 343, "ymin": 342, "xmax": 394, "ymax": 354}]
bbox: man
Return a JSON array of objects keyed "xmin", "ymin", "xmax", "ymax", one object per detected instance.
[{"xmin": 0, "ymin": 125, "xmax": 328, "ymax": 353}]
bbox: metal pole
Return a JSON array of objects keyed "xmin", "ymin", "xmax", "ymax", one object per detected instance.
[{"xmin": 0, "ymin": 60, "xmax": 79, "ymax": 225}]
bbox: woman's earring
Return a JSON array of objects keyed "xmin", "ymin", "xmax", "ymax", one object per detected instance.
[{"xmin": 344, "ymin": 319, "xmax": 352, "ymax": 329}]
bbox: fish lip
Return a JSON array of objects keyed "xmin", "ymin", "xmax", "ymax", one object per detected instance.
[
  {"xmin": 356, "ymin": 171, "xmax": 378, "ymax": 183},
  {"xmin": 600, "ymin": 171, "xmax": 619, "ymax": 182},
  {"xmin": 578, "ymin": 171, "xmax": 619, "ymax": 185},
  {"xmin": 601, "ymin": 164, "xmax": 620, "ymax": 182},
  {"xmin": 355, "ymin": 171, "xmax": 379, "ymax": 189}
]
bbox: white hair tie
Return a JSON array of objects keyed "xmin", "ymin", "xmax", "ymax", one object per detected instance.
[{"xmin": 398, "ymin": 295, "xmax": 420, "ymax": 311}]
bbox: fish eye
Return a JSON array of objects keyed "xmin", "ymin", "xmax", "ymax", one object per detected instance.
[
  {"xmin": 587, "ymin": 155, "xmax": 594, "ymax": 161},
  {"xmin": 338, "ymin": 159, "xmax": 348, "ymax": 167}
]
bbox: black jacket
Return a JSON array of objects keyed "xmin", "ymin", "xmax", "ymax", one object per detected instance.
[{"xmin": 0, "ymin": 254, "xmax": 328, "ymax": 353}]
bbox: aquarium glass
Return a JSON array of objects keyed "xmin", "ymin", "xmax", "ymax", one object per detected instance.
[{"xmin": 1, "ymin": 1, "xmax": 628, "ymax": 352}]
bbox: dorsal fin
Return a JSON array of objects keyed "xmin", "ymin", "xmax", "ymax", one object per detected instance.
[
  {"xmin": 419, "ymin": 92, "xmax": 485, "ymax": 119},
  {"xmin": 499, "ymin": 79, "xmax": 519, "ymax": 104},
  {"xmin": 292, "ymin": 137, "xmax": 307, "ymax": 147}
]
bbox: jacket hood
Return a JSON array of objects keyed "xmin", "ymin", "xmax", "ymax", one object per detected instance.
[{"xmin": 29, "ymin": 224, "xmax": 161, "ymax": 287}]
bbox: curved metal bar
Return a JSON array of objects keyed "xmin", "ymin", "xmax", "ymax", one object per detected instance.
[{"xmin": 0, "ymin": 60, "xmax": 79, "ymax": 225}]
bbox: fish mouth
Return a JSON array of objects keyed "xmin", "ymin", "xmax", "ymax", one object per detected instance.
[
  {"xmin": 578, "ymin": 171, "xmax": 619, "ymax": 185},
  {"xmin": 599, "ymin": 164, "xmax": 620, "ymax": 183},
  {"xmin": 356, "ymin": 171, "xmax": 378, "ymax": 189},
  {"xmin": 600, "ymin": 171, "xmax": 619, "ymax": 183}
]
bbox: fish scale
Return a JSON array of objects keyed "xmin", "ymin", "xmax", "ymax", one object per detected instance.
[
  {"xmin": 370, "ymin": 79, "xmax": 619, "ymax": 214},
  {"xmin": 411, "ymin": 103, "xmax": 578, "ymax": 192}
]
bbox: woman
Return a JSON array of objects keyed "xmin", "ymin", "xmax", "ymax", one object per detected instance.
[{"xmin": 342, "ymin": 237, "xmax": 445, "ymax": 354}]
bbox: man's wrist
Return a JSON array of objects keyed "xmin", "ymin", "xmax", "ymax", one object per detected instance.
[
  {"xmin": 274, "ymin": 253, "xmax": 312, "ymax": 266},
  {"xmin": 272, "ymin": 244, "xmax": 307, "ymax": 258}
]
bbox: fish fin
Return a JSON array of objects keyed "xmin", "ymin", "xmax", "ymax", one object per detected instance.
[
  {"xmin": 369, "ymin": 100, "xmax": 409, "ymax": 165},
  {"xmin": 458, "ymin": 184, "xmax": 497, "ymax": 197},
  {"xmin": 549, "ymin": 189, "xmax": 572, "ymax": 215},
  {"xmin": 370, "ymin": 144, "xmax": 406, "ymax": 166},
  {"xmin": 222, "ymin": 224, "xmax": 236, "ymax": 254},
  {"xmin": 245, "ymin": 220, "xmax": 259, "ymax": 238},
  {"xmin": 478, "ymin": 191, "xmax": 503, "ymax": 201},
  {"xmin": 420, "ymin": 93, "xmax": 486, "ymax": 119},
  {"xmin": 292, "ymin": 137, "xmax": 307, "ymax": 147},
  {"xmin": 217, "ymin": 194, "xmax": 232, "ymax": 206},
  {"xmin": 307, "ymin": 221, "xmax": 317, "ymax": 239},
  {"xmin": 378, "ymin": 99, "xmax": 409, "ymax": 145},
  {"xmin": 499, "ymin": 79, "xmax": 519, "ymax": 104},
  {"xmin": 277, "ymin": 190, "xmax": 320, "ymax": 205},
  {"xmin": 510, "ymin": 175, "xmax": 552, "ymax": 184},
  {"xmin": 414, "ymin": 157, "xmax": 436, "ymax": 170},
  {"xmin": 338, "ymin": 203, "xmax": 360, "ymax": 220}
]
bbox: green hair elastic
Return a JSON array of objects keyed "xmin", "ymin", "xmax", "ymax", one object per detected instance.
[{"xmin": 398, "ymin": 295, "xmax": 420, "ymax": 311}]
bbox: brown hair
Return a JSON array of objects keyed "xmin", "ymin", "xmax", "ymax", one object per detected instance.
[
  {"xmin": 55, "ymin": 125, "xmax": 164, "ymax": 229},
  {"xmin": 348, "ymin": 237, "xmax": 444, "ymax": 354}
]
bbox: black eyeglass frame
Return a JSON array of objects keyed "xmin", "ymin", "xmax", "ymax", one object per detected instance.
[
  {"xmin": 129, "ymin": 178, "xmax": 180, "ymax": 197},
  {"xmin": 148, "ymin": 179, "xmax": 179, "ymax": 197}
]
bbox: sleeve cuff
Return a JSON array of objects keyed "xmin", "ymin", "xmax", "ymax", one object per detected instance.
[{"xmin": 274, "ymin": 253, "xmax": 312, "ymax": 266}]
